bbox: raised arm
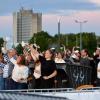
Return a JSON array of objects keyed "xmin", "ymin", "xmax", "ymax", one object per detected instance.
[{"xmin": 30, "ymin": 45, "xmax": 39, "ymax": 61}]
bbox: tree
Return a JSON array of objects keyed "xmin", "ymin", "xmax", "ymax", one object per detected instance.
[
  {"xmin": 29, "ymin": 31, "xmax": 97, "ymax": 54},
  {"xmin": 15, "ymin": 44, "xmax": 23, "ymax": 55},
  {"xmin": 82, "ymin": 32, "xmax": 97, "ymax": 54},
  {"xmin": 0, "ymin": 38, "xmax": 4, "ymax": 53},
  {"xmin": 53, "ymin": 33, "xmax": 77, "ymax": 50},
  {"xmin": 97, "ymin": 36, "xmax": 100, "ymax": 47},
  {"xmin": 29, "ymin": 31, "xmax": 53, "ymax": 51}
]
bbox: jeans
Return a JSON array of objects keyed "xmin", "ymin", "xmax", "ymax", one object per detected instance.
[
  {"xmin": 0, "ymin": 75, "xmax": 4, "ymax": 90},
  {"xmin": 17, "ymin": 83, "xmax": 28, "ymax": 89},
  {"xmin": 13, "ymin": 81, "xmax": 28, "ymax": 89},
  {"xmin": 4, "ymin": 78, "xmax": 14, "ymax": 90}
]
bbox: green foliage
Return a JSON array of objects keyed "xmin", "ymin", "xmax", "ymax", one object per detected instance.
[
  {"xmin": 66, "ymin": 34, "xmax": 76, "ymax": 48},
  {"xmin": 29, "ymin": 31, "xmax": 53, "ymax": 51},
  {"xmin": 53, "ymin": 33, "xmax": 77, "ymax": 49},
  {"xmin": 0, "ymin": 38, "xmax": 4, "ymax": 53},
  {"xmin": 82, "ymin": 32, "xmax": 97, "ymax": 54},
  {"xmin": 97, "ymin": 36, "xmax": 100, "ymax": 47},
  {"xmin": 15, "ymin": 44, "xmax": 23, "ymax": 55},
  {"xmin": 29, "ymin": 31, "xmax": 97, "ymax": 54}
]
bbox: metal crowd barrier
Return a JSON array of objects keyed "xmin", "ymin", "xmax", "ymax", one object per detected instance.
[
  {"xmin": 56, "ymin": 63, "xmax": 92, "ymax": 88},
  {"xmin": 0, "ymin": 87, "xmax": 100, "ymax": 100},
  {"xmin": 0, "ymin": 91, "xmax": 68, "ymax": 100},
  {"xmin": 0, "ymin": 87, "xmax": 100, "ymax": 93},
  {"xmin": 0, "ymin": 88, "xmax": 73, "ymax": 100},
  {"xmin": 0, "ymin": 88, "xmax": 74, "ymax": 93}
]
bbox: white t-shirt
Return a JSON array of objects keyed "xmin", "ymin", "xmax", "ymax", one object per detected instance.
[
  {"xmin": 12, "ymin": 64, "xmax": 29, "ymax": 83},
  {"xmin": 97, "ymin": 62, "xmax": 100, "ymax": 79},
  {"xmin": 55, "ymin": 58, "xmax": 66, "ymax": 63}
]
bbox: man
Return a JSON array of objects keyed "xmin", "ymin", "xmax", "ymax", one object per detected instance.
[
  {"xmin": 69, "ymin": 50, "xmax": 80, "ymax": 65},
  {"xmin": 3, "ymin": 49, "xmax": 17, "ymax": 90},
  {"xmin": 80, "ymin": 49, "xmax": 90, "ymax": 66}
]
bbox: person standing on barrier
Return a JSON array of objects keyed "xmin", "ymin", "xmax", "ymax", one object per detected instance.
[{"xmin": 30, "ymin": 46, "xmax": 57, "ymax": 89}]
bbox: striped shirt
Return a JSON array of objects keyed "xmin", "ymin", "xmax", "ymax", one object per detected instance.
[
  {"xmin": 0, "ymin": 63, "xmax": 5, "ymax": 75},
  {"xmin": 3, "ymin": 54, "xmax": 10, "ymax": 64},
  {"xmin": 3, "ymin": 54, "xmax": 15, "ymax": 78},
  {"xmin": 3, "ymin": 64, "xmax": 9, "ymax": 78},
  {"xmin": 0, "ymin": 63, "xmax": 5, "ymax": 69}
]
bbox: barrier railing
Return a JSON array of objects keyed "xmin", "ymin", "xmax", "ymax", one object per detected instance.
[
  {"xmin": 56, "ymin": 63, "xmax": 92, "ymax": 88},
  {"xmin": 0, "ymin": 87, "xmax": 100, "ymax": 94},
  {"xmin": 1, "ymin": 88, "xmax": 100, "ymax": 100},
  {"xmin": 0, "ymin": 91, "xmax": 68, "ymax": 100},
  {"xmin": 0, "ymin": 88, "xmax": 74, "ymax": 93}
]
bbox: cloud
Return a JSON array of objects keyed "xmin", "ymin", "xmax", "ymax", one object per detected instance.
[
  {"xmin": 42, "ymin": 10, "xmax": 100, "ymax": 35},
  {"xmin": 0, "ymin": 0, "xmax": 100, "ymax": 15},
  {"xmin": 0, "ymin": 0, "xmax": 100, "ymax": 38},
  {"xmin": 0, "ymin": 15, "xmax": 13, "ymax": 37},
  {"xmin": 89, "ymin": 0, "xmax": 100, "ymax": 6},
  {"xmin": 0, "ymin": 15, "xmax": 12, "ymax": 26}
]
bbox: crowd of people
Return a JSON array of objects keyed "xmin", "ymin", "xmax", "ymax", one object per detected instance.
[{"xmin": 0, "ymin": 44, "xmax": 100, "ymax": 90}]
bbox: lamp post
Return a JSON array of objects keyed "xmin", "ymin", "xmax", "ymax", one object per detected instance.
[
  {"xmin": 75, "ymin": 20, "xmax": 87, "ymax": 50},
  {"xmin": 76, "ymin": 35, "xmax": 78, "ymax": 47},
  {"xmin": 58, "ymin": 17, "xmax": 62, "ymax": 50}
]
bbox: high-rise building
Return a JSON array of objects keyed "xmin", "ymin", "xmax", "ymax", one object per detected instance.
[{"xmin": 13, "ymin": 8, "xmax": 42, "ymax": 44}]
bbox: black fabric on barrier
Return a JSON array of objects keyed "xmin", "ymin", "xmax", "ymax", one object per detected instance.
[{"xmin": 56, "ymin": 63, "xmax": 92, "ymax": 88}]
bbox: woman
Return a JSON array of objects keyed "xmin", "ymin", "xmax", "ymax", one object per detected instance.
[
  {"xmin": 55, "ymin": 52, "xmax": 65, "ymax": 63},
  {"xmin": 31, "ymin": 47, "xmax": 57, "ymax": 89},
  {"xmin": 11, "ymin": 55, "xmax": 29, "ymax": 89}
]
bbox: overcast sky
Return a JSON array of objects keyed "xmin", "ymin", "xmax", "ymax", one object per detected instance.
[{"xmin": 0, "ymin": 0, "xmax": 100, "ymax": 42}]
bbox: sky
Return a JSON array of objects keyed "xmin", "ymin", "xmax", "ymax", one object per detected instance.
[{"xmin": 0, "ymin": 0, "xmax": 100, "ymax": 45}]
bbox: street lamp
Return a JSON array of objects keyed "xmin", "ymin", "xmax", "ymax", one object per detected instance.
[
  {"xmin": 75, "ymin": 20, "xmax": 87, "ymax": 50},
  {"xmin": 57, "ymin": 17, "xmax": 62, "ymax": 50}
]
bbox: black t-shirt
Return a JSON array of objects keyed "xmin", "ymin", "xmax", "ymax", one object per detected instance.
[{"xmin": 39, "ymin": 55, "xmax": 57, "ymax": 76}]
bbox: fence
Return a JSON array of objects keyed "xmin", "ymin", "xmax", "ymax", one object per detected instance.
[
  {"xmin": 0, "ymin": 91, "xmax": 68, "ymax": 100},
  {"xmin": 0, "ymin": 88, "xmax": 100, "ymax": 100},
  {"xmin": 56, "ymin": 63, "xmax": 92, "ymax": 88}
]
